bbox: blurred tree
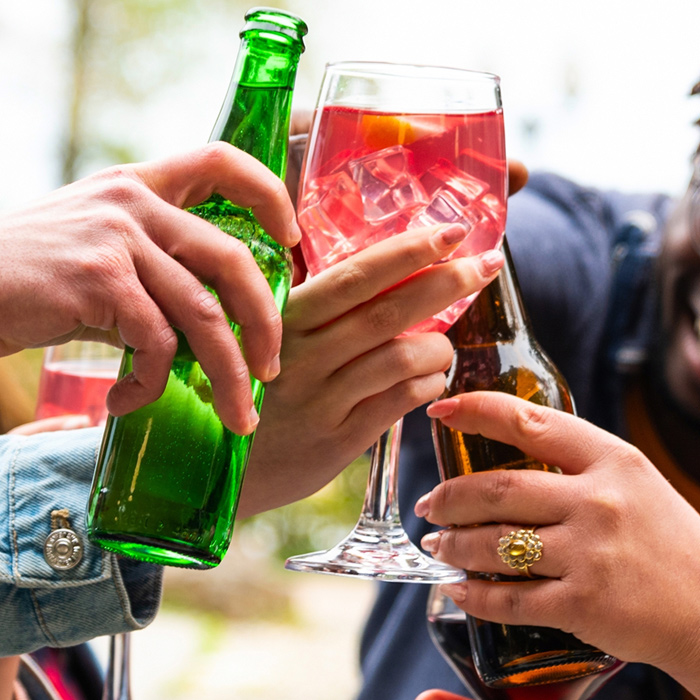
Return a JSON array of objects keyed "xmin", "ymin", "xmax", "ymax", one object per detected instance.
[{"xmin": 61, "ymin": 0, "xmax": 286, "ymax": 182}]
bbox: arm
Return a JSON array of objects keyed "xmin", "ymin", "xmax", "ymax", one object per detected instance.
[
  {"xmin": 0, "ymin": 142, "xmax": 300, "ymax": 434},
  {"xmin": 418, "ymin": 392, "xmax": 700, "ymax": 699},
  {"xmin": 0, "ymin": 428, "xmax": 162, "ymax": 655}
]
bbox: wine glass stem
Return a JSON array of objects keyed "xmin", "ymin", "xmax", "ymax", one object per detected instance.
[
  {"xmin": 360, "ymin": 419, "xmax": 403, "ymax": 524},
  {"xmin": 102, "ymin": 633, "xmax": 132, "ymax": 700}
]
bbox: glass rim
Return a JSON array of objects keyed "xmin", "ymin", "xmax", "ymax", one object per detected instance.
[{"xmin": 323, "ymin": 60, "xmax": 500, "ymax": 86}]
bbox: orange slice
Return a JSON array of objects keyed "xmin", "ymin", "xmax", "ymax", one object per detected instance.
[{"xmin": 361, "ymin": 115, "xmax": 417, "ymax": 149}]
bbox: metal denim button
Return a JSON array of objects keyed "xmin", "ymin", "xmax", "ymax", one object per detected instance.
[{"xmin": 44, "ymin": 509, "xmax": 83, "ymax": 571}]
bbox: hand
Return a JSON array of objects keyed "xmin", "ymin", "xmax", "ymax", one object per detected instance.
[
  {"xmin": 418, "ymin": 392, "xmax": 700, "ymax": 696},
  {"xmin": 415, "ymin": 692, "xmax": 467, "ymax": 700},
  {"xmin": 8, "ymin": 415, "xmax": 91, "ymax": 435},
  {"xmin": 0, "ymin": 143, "xmax": 300, "ymax": 434},
  {"xmin": 238, "ymin": 224, "xmax": 504, "ymax": 517}
]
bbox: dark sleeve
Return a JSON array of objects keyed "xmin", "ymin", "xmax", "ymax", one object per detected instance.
[{"xmin": 506, "ymin": 172, "xmax": 668, "ymax": 418}]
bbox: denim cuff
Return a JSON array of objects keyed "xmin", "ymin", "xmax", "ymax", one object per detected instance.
[{"xmin": 0, "ymin": 429, "xmax": 163, "ymax": 654}]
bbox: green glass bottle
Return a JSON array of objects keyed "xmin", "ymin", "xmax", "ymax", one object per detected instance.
[
  {"xmin": 86, "ymin": 8, "xmax": 307, "ymax": 569},
  {"xmin": 431, "ymin": 239, "xmax": 617, "ymax": 687}
]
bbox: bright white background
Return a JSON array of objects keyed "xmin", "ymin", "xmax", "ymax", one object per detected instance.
[{"xmin": 1, "ymin": 0, "xmax": 700, "ymax": 211}]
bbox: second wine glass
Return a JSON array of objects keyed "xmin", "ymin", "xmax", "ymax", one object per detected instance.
[
  {"xmin": 284, "ymin": 61, "xmax": 507, "ymax": 582},
  {"xmin": 36, "ymin": 341, "xmax": 132, "ymax": 700},
  {"xmin": 426, "ymin": 586, "xmax": 626, "ymax": 700}
]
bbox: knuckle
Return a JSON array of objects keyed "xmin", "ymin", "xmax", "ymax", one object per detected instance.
[
  {"xmin": 386, "ymin": 341, "xmax": 417, "ymax": 376},
  {"xmin": 328, "ymin": 263, "xmax": 372, "ymax": 300},
  {"xmin": 435, "ymin": 528, "xmax": 458, "ymax": 559},
  {"xmin": 397, "ymin": 374, "xmax": 445, "ymax": 410},
  {"xmin": 483, "ymin": 469, "xmax": 518, "ymax": 507},
  {"xmin": 198, "ymin": 141, "xmax": 232, "ymax": 169},
  {"xmin": 95, "ymin": 169, "xmax": 147, "ymax": 205},
  {"xmin": 500, "ymin": 586, "xmax": 526, "ymax": 620},
  {"xmin": 428, "ymin": 481, "xmax": 452, "ymax": 515},
  {"xmin": 153, "ymin": 325, "xmax": 178, "ymax": 356},
  {"xmin": 580, "ymin": 484, "xmax": 626, "ymax": 531},
  {"xmin": 364, "ymin": 296, "xmax": 403, "ymax": 334},
  {"xmin": 191, "ymin": 287, "xmax": 227, "ymax": 325},
  {"xmin": 513, "ymin": 402, "xmax": 553, "ymax": 442},
  {"xmin": 77, "ymin": 233, "xmax": 133, "ymax": 285}
]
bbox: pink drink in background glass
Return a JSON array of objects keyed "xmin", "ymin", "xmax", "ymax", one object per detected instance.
[
  {"xmin": 36, "ymin": 358, "xmax": 119, "ymax": 427},
  {"xmin": 298, "ymin": 105, "xmax": 507, "ymax": 333}
]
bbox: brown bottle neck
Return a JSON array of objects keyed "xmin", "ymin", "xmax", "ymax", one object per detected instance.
[{"xmin": 449, "ymin": 237, "xmax": 529, "ymax": 346}]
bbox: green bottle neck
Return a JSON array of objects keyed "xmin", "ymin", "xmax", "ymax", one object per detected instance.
[{"xmin": 209, "ymin": 32, "xmax": 304, "ymax": 179}]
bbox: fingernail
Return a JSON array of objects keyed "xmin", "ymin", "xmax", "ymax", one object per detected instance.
[
  {"xmin": 421, "ymin": 531, "xmax": 441, "ymax": 553},
  {"xmin": 426, "ymin": 397, "xmax": 459, "ymax": 419},
  {"xmin": 415, "ymin": 493, "xmax": 431, "ymax": 518},
  {"xmin": 479, "ymin": 249, "xmax": 505, "ymax": 276},
  {"xmin": 289, "ymin": 218, "xmax": 302, "ymax": 245},
  {"xmin": 439, "ymin": 583, "xmax": 467, "ymax": 604},
  {"xmin": 248, "ymin": 406, "xmax": 260, "ymax": 432},
  {"xmin": 268, "ymin": 355, "xmax": 281, "ymax": 380},
  {"xmin": 433, "ymin": 223, "xmax": 467, "ymax": 249}
]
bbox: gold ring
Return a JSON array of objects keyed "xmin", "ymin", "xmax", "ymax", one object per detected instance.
[{"xmin": 497, "ymin": 528, "xmax": 543, "ymax": 576}]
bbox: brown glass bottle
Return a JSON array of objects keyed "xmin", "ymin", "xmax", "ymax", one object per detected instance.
[{"xmin": 431, "ymin": 238, "xmax": 616, "ymax": 688}]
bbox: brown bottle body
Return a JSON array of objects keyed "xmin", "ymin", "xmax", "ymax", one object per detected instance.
[{"xmin": 431, "ymin": 239, "xmax": 616, "ymax": 687}]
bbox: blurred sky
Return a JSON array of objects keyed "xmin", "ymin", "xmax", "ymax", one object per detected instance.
[{"xmin": 1, "ymin": 0, "xmax": 699, "ymax": 210}]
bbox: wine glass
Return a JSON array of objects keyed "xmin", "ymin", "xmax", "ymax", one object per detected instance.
[
  {"xmin": 36, "ymin": 340, "xmax": 132, "ymax": 700},
  {"xmin": 426, "ymin": 586, "xmax": 627, "ymax": 700},
  {"xmin": 36, "ymin": 341, "xmax": 122, "ymax": 427},
  {"xmin": 284, "ymin": 61, "xmax": 507, "ymax": 582}
]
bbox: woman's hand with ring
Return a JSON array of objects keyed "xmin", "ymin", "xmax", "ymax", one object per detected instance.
[{"xmin": 415, "ymin": 391, "xmax": 700, "ymax": 693}]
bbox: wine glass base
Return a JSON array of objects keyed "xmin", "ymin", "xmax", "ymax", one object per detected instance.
[{"xmin": 285, "ymin": 520, "xmax": 466, "ymax": 583}]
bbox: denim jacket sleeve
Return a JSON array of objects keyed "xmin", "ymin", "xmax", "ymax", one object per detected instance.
[{"xmin": 0, "ymin": 427, "xmax": 163, "ymax": 655}]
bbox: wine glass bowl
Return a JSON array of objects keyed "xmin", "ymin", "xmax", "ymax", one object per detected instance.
[
  {"xmin": 35, "ymin": 341, "xmax": 122, "ymax": 427},
  {"xmin": 285, "ymin": 61, "xmax": 506, "ymax": 583},
  {"xmin": 297, "ymin": 61, "xmax": 507, "ymax": 333},
  {"xmin": 426, "ymin": 586, "xmax": 627, "ymax": 700}
]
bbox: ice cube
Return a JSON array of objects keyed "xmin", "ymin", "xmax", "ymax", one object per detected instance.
[
  {"xmin": 350, "ymin": 146, "xmax": 428, "ymax": 224},
  {"xmin": 407, "ymin": 190, "xmax": 503, "ymax": 260},
  {"xmin": 409, "ymin": 189, "xmax": 482, "ymax": 228},
  {"xmin": 420, "ymin": 158, "xmax": 490, "ymax": 205},
  {"xmin": 298, "ymin": 171, "xmax": 368, "ymax": 274}
]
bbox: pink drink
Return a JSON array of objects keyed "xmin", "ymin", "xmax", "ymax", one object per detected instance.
[
  {"xmin": 35, "ymin": 360, "xmax": 119, "ymax": 427},
  {"xmin": 298, "ymin": 105, "xmax": 507, "ymax": 333}
]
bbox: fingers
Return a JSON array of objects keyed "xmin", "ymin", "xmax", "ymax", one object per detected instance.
[
  {"xmin": 332, "ymin": 333, "xmax": 454, "ymax": 411},
  {"xmin": 7, "ymin": 415, "xmax": 91, "ymax": 435},
  {"xmin": 417, "ymin": 465, "xmax": 572, "ymax": 528},
  {"xmin": 136, "ymin": 199, "xmax": 283, "ymax": 384},
  {"xmin": 415, "ymin": 692, "xmax": 469, "ymax": 700},
  {"xmin": 507, "ymin": 159, "xmax": 529, "ymax": 195},
  {"xmin": 132, "ymin": 142, "xmax": 301, "ymax": 247},
  {"xmin": 342, "ymin": 372, "xmax": 451, "ymax": 447},
  {"xmin": 426, "ymin": 392, "xmax": 632, "ymax": 477},
  {"xmin": 423, "ymin": 523, "xmax": 567, "ymax": 579},
  {"xmin": 288, "ymin": 223, "xmax": 502, "ymax": 332},
  {"xmin": 439, "ymin": 577, "xmax": 567, "ymax": 630},
  {"xmin": 106, "ymin": 241, "xmax": 260, "ymax": 432}
]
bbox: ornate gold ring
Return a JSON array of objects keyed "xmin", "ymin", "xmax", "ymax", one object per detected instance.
[{"xmin": 497, "ymin": 528, "xmax": 543, "ymax": 577}]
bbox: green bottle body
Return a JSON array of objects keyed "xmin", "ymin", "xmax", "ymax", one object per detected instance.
[
  {"xmin": 432, "ymin": 240, "xmax": 617, "ymax": 686},
  {"xmin": 86, "ymin": 9, "xmax": 307, "ymax": 569}
]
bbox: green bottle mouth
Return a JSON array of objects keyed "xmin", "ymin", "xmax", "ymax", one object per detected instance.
[{"xmin": 242, "ymin": 7, "xmax": 308, "ymax": 47}]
